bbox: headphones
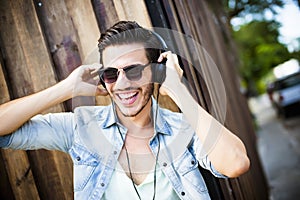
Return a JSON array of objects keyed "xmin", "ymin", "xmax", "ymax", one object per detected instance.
[
  {"xmin": 99, "ymin": 30, "xmax": 168, "ymax": 88},
  {"xmin": 150, "ymin": 30, "xmax": 168, "ymax": 84}
]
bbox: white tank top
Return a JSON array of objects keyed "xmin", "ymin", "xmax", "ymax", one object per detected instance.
[{"xmin": 101, "ymin": 162, "xmax": 180, "ymax": 200}]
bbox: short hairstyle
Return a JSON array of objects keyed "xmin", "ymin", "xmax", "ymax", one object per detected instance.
[{"xmin": 98, "ymin": 21, "xmax": 163, "ymax": 65}]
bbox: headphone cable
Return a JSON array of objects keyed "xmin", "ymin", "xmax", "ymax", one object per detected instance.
[{"xmin": 113, "ymin": 86, "xmax": 161, "ymax": 200}]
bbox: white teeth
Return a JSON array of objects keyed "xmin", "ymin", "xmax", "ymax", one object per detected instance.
[{"xmin": 118, "ymin": 92, "xmax": 137, "ymax": 99}]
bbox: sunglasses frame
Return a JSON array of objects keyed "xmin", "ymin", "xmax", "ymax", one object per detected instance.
[{"xmin": 99, "ymin": 62, "xmax": 152, "ymax": 84}]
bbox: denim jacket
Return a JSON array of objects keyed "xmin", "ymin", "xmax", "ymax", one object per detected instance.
[{"xmin": 0, "ymin": 99, "xmax": 226, "ymax": 200}]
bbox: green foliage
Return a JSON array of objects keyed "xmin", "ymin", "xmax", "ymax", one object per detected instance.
[
  {"xmin": 225, "ymin": 0, "xmax": 284, "ymax": 20},
  {"xmin": 222, "ymin": 0, "xmax": 300, "ymax": 96},
  {"xmin": 233, "ymin": 20, "xmax": 292, "ymax": 95}
]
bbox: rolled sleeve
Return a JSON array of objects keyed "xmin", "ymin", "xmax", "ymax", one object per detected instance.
[
  {"xmin": 0, "ymin": 112, "xmax": 75, "ymax": 153},
  {"xmin": 191, "ymin": 134, "xmax": 227, "ymax": 178},
  {"xmin": 0, "ymin": 135, "xmax": 11, "ymax": 148},
  {"xmin": 198, "ymin": 155, "xmax": 227, "ymax": 178}
]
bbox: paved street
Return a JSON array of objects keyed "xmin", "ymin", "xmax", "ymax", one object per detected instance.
[{"xmin": 249, "ymin": 95, "xmax": 300, "ymax": 200}]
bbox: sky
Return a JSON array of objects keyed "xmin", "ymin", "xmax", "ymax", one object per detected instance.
[
  {"xmin": 269, "ymin": 1, "xmax": 300, "ymax": 77},
  {"xmin": 275, "ymin": 0, "xmax": 300, "ymax": 52},
  {"xmin": 231, "ymin": 0, "xmax": 300, "ymax": 78},
  {"xmin": 231, "ymin": 0, "xmax": 300, "ymax": 52}
]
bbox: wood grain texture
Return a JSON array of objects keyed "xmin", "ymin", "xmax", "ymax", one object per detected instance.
[
  {"xmin": 0, "ymin": 0, "xmax": 72, "ymax": 199},
  {"xmin": 0, "ymin": 0, "xmax": 268, "ymax": 199}
]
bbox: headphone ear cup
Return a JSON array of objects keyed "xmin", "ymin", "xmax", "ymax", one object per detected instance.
[{"xmin": 152, "ymin": 58, "xmax": 167, "ymax": 84}]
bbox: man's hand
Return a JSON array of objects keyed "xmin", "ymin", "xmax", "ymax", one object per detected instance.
[
  {"xmin": 64, "ymin": 64, "xmax": 108, "ymax": 97},
  {"xmin": 157, "ymin": 52, "xmax": 250, "ymax": 178},
  {"xmin": 0, "ymin": 63, "xmax": 108, "ymax": 136},
  {"xmin": 157, "ymin": 51, "xmax": 183, "ymax": 96}
]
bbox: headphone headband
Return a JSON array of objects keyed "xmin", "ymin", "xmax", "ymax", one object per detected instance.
[
  {"xmin": 150, "ymin": 30, "xmax": 168, "ymax": 51},
  {"xmin": 99, "ymin": 30, "xmax": 168, "ymax": 87}
]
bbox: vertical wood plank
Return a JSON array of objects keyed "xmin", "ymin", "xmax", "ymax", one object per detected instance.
[
  {"xmin": 91, "ymin": 0, "xmax": 119, "ymax": 32},
  {"xmin": 198, "ymin": 1, "xmax": 268, "ymax": 199},
  {"xmin": 64, "ymin": 0, "xmax": 111, "ymax": 106},
  {"xmin": 0, "ymin": 55, "xmax": 37, "ymax": 200},
  {"xmin": 34, "ymin": 0, "xmax": 96, "ymax": 110},
  {"xmin": 189, "ymin": 0, "xmax": 268, "ymax": 199},
  {"xmin": 1, "ymin": 149, "xmax": 40, "ymax": 200},
  {"xmin": 0, "ymin": 0, "xmax": 73, "ymax": 199},
  {"xmin": 0, "ymin": 2, "xmax": 40, "ymax": 200},
  {"xmin": 113, "ymin": 0, "xmax": 152, "ymax": 28},
  {"xmin": 145, "ymin": 0, "xmax": 269, "ymax": 199},
  {"xmin": 0, "ymin": 152, "xmax": 14, "ymax": 200},
  {"xmin": 64, "ymin": 0, "xmax": 100, "ymax": 63}
]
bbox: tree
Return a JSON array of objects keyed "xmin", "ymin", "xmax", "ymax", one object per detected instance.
[
  {"xmin": 233, "ymin": 20, "xmax": 292, "ymax": 95},
  {"xmin": 224, "ymin": 0, "xmax": 285, "ymax": 21}
]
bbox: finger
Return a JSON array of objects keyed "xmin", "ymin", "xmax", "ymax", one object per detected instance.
[
  {"xmin": 159, "ymin": 86, "xmax": 168, "ymax": 95},
  {"xmin": 90, "ymin": 63, "xmax": 102, "ymax": 74},
  {"xmin": 93, "ymin": 75, "xmax": 100, "ymax": 81},
  {"xmin": 157, "ymin": 51, "xmax": 171, "ymax": 62},
  {"xmin": 95, "ymin": 87, "xmax": 109, "ymax": 96}
]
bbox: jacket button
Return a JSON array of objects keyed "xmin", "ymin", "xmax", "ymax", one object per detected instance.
[
  {"xmin": 163, "ymin": 162, "xmax": 167, "ymax": 167},
  {"xmin": 101, "ymin": 183, "xmax": 105, "ymax": 187},
  {"xmin": 113, "ymin": 151, "xmax": 118, "ymax": 155},
  {"xmin": 181, "ymin": 191, "xmax": 185, "ymax": 196},
  {"xmin": 191, "ymin": 160, "xmax": 195, "ymax": 165},
  {"xmin": 76, "ymin": 156, "xmax": 81, "ymax": 161}
]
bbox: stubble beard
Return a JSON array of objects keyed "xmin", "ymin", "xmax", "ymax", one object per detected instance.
[{"xmin": 117, "ymin": 83, "xmax": 154, "ymax": 118}]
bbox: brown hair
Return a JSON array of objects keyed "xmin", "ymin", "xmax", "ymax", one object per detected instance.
[{"xmin": 98, "ymin": 21, "xmax": 163, "ymax": 65}]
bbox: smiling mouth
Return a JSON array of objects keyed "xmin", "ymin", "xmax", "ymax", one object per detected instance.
[{"xmin": 116, "ymin": 91, "xmax": 139, "ymax": 105}]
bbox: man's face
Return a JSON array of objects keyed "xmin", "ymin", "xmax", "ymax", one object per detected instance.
[{"xmin": 102, "ymin": 43, "xmax": 153, "ymax": 117}]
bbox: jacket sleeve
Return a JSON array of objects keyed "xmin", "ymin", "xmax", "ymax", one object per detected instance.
[
  {"xmin": 191, "ymin": 133, "xmax": 227, "ymax": 178},
  {"xmin": 0, "ymin": 112, "xmax": 75, "ymax": 153}
]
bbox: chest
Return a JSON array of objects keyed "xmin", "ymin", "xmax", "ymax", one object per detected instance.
[{"xmin": 117, "ymin": 134, "xmax": 156, "ymax": 185}]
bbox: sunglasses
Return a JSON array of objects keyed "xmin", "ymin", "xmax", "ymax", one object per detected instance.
[{"xmin": 99, "ymin": 62, "xmax": 152, "ymax": 84}]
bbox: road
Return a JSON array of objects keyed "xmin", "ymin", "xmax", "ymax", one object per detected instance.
[{"xmin": 249, "ymin": 94, "xmax": 300, "ymax": 200}]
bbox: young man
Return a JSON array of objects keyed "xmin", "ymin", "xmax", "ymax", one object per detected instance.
[{"xmin": 0, "ymin": 21, "xmax": 250, "ymax": 199}]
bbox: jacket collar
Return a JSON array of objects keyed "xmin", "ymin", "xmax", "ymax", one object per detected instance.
[{"xmin": 101, "ymin": 96, "xmax": 171, "ymax": 135}]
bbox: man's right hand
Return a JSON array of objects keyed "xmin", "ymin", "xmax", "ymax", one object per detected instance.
[{"xmin": 64, "ymin": 63, "xmax": 108, "ymax": 97}]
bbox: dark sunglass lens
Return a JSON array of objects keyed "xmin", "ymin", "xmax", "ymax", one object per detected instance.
[
  {"xmin": 103, "ymin": 68, "xmax": 118, "ymax": 83},
  {"xmin": 125, "ymin": 65, "xmax": 144, "ymax": 81}
]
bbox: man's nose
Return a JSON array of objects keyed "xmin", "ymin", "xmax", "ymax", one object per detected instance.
[{"xmin": 114, "ymin": 70, "xmax": 130, "ymax": 89}]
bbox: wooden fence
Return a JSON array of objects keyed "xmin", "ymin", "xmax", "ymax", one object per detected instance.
[{"xmin": 0, "ymin": 0, "xmax": 268, "ymax": 199}]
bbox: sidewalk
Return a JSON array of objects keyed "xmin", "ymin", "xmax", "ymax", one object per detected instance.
[{"xmin": 249, "ymin": 95, "xmax": 300, "ymax": 200}]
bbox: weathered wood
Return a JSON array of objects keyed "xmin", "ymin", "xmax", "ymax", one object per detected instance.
[
  {"xmin": 157, "ymin": 0, "xmax": 209, "ymax": 107},
  {"xmin": 64, "ymin": 0, "xmax": 111, "ymax": 106},
  {"xmin": 113, "ymin": 0, "xmax": 152, "ymax": 28},
  {"xmin": 64, "ymin": 0, "xmax": 100, "ymax": 63},
  {"xmin": 0, "ymin": 152, "xmax": 14, "ymax": 200},
  {"xmin": 34, "ymin": 0, "xmax": 95, "ymax": 110},
  {"xmin": 91, "ymin": 0, "xmax": 119, "ymax": 32},
  {"xmin": 197, "ymin": 1, "xmax": 268, "ymax": 198},
  {"xmin": 0, "ymin": 40, "xmax": 40, "ymax": 200},
  {"xmin": 188, "ymin": 1, "xmax": 268, "ymax": 199},
  {"xmin": 0, "ymin": 2, "xmax": 39, "ymax": 200},
  {"xmin": 1, "ymin": 149, "xmax": 40, "ymax": 200},
  {"xmin": 146, "ymin": 0, "xmax": 269, "ymax": 199},
  {"xmin": 0, "ymin": 0, "xmax": 73, "ymax": 199}
]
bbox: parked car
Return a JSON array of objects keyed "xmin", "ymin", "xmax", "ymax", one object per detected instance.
[{"xmin": 270, "ymin": 72, "xmax": 300, "ymax": 117}]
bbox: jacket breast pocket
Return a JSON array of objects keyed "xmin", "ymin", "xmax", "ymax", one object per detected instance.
[
  {"xmin": 70, "ymin": 145, "xmax": 100, "ymax": 191},
  {"xmin": 174, "ymin": 149, "xmax": 208, "ymax": 193}
]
